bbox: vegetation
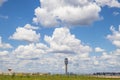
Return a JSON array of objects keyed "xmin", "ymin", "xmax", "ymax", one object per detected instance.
[{"xmin": 0, "ymin": 75, "xmax": 120, "ymax": 80}]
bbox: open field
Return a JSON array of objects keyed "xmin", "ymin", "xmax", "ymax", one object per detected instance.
[{"xmin": 0, "ymin": 75, "xmax": 120, "ymax": 80}]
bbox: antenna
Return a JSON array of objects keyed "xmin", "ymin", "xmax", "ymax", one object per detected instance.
[{"xmin": 64, "ymin": 58, "xmax": 68, "ymax": 75}]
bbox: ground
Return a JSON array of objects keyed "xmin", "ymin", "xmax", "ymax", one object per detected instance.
[{"xmin": 0, "ymin": 75, "xmax": 120, "ymax": 80}]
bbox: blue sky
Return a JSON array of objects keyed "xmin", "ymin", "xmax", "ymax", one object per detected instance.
[{"xmin": 0, "ymin": 0, "xmax": 120, "ymax": 74}]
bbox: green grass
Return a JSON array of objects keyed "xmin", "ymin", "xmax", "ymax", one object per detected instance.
[{"xmin": 0, "ymin": 75, "xmax": 120, "ymax": 80}]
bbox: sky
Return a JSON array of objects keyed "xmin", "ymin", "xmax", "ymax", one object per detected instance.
[{"xmin": 0, "ymin": 0, "xmax": 120, "ymax": 74}]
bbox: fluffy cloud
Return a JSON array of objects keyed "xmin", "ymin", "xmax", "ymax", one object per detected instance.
[
  {"xmin": 107, "ymin": 25, "xmax": 120, "ymax": 48},
  {"xmin": 3, "ymin": 26, "xmax": 120, "ymax": 73},
  {"xmin": 0, "ymin": 36, "xmax": 12, "ymax": 49},
  {"xmin": 95, "ymin": 47, "xmax": 105, "ymax": 52},
  {"xmin": 24, "ymin": 24, "xmax": 39, "ymax": 30},
  {"xmin": 33, "ymin": 0, "xmax": 101, "ymax": 27},
  {"xmin": 0, "ymin": 0, "xmax": 7, "ymax": 6},
  {"xmin": 93, "ymin": 26, "xmax": 120, "ymax": 71},
  {"xmin": 95, "ymin": 0, "xmax": 120, "ymax": 8},
  {"xmin": 13, "ymin": 27, "xmax": 92, "ymax": 59},
  {"xmin": 2, "ymin": 26, "xmax": 120, "ymax": 73},
  {"xmin": 8, "ymin": 27, "xmax": 94, "ymax": 72},
  {"xmin": 33, "ymin": 0, "xmax": 120, "ymax": 27},
  {"xmin": 10, "ymin": 24, "xmax": 40, "ymax": 43},
  {"xmin": 100, "ymin": 51, "xmax": 120, "ymax": 69},
  {"xmin": 13, "ymin": 43, "xmax": 48, "ymax": 59},
  {"xmin": 2, "ymin": 0, "xmax": 120, "ymax": 73},
  {"xmin": 88, "ymin": 26, "xmax": 120, "ymax": 72},
  {"xmin": 45, "ymin": 27, "xmax": 92, "ymax": 57},
  {"xmin": 0, "ymin": 51, "xmax": 8, "ymax": 56}
]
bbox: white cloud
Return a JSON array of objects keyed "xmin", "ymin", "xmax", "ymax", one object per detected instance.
[
  {"xmin": 33, "ymin": 7, "xmax": 58, "ymax": 27},
  {"xmin": 33, "ymin": 0, "xmax": 120, "ymax": 27},
  {"xmin": 0, "ymin": 36, "xmax": 12, "ymax": 49},
  {"xmin": 32, "ymin": 0, "xmax": 120, "ymax": 28},
  {"xmin": 13, "ymin": 43, "xmax": 48, "ymax": 59},
  {"xmin": 100, "ymin": 50, "xmax": 120, "ymax": 67},
  {"xmin": 95, "ymin": 0, "xmax": 120, "ymax": 8},
  {"xmin": 24, "ymin": 24, "xmax": 39, "ymax": 30},
  {"xmin": 33, "ymin": 0, "xmax": 101, "ymax": 27},
  {"xmin": 4, "ymin": 25, "xmax": 120, "ymax": 73},
  {"xmin": 1, "ymin": 0, "xmax": 120, "ymax": 71},
  {"xmin": 0, "ymin": 50, "xmax": 8, "ymax": 56},
  {"xmin": 12, "ymin": 27, "xmax": 92, "ymax": 60},
  {"xmin": 107, "ymin": 25, "xmax": 120, "ymax": 48},
  {"xmin": 0, "ymin": 0, "xmax": 7, "ymax": 6},
  {"xmin": 10, "ymin": 24, "xmax": 40, "ymax": 43},
  {"xmin": 93, "ymin": 27, "xmax": 120, "ymax": 71},
  {"xmin": 7, "ymin": 27, "xmax": 94, "ymax": 73},
  {"xmin": 101, "ymin": 52, "xmax": 113, "ymax": 59},
  {"xmin": 44, "ymin": 27, "xmax": 92, "ymax": 57},
  {"xmin": 95, "ymin": 47, "xmax": 105, "ymax": 52},
  {"xmin": 113, "ymin": 11, "xmax": 120, "ymax": 16}
]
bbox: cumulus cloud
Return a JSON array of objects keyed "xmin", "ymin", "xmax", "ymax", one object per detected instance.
[
  {"xmin": 13, "ymin": 27, "xmax": 92, "ymax": 59},
  {"xmin": 0, "ymin": 50, "xmax": 9, "ymax": 56},
  {"xmin": 86, "ymin": 25, "xmax": 120, "ymax": 72},
  {"xmin": 45, "ymin": 27, "xmax": 92, "ymax": 57},
  {"xmin": 13, "ymin": 43, "xmax": 48, "ymax": 59},
  {"xmin": 3, "ymin": 26, "xmax": 120, "ymax": 73},
  {"xmin": 33, "ymin": 0, "xmax": 120, "ymax": 27},
  {"xmin": 10, "ymin": 24, "xmax": 40, "ymax": 43},
  {"xmin": 95, "ymin": 47, "xmax": 105, "ymax": 52},
  {"xmin": 0, "ymin": 36, "xmax": 12, "ymax": 49},
  {"xmin": 2, "ymin": 0, "xmax": 120, "ymax": 73},
  {"xmin": 93, "ymin": 26, "xmax": 120, "ymax": 71},
  {"xmin": 24, "ymin": 24, "xmax": 39, "ymax": 30},
  {"xmin": 107, "ymin": 25, "xmax": 120, "ymax": 48},
  {"xmin": 8, "ymin": 27, "xmax": 95, "ymax": 73},
  {"xmin": 3, "ymin": 25, "xmax": 120, "ymax": 73},
  {"xmin": 33, "ymin": 0, "xmax": 101, "ymax": 27},
  {"xmin": 0, "ymin": 0, "xmax": 7, "ymax": 6},
  {"xmin": 95, "ymin": 0, "xmax": 120, "ymax": 8},
  {"xmin": 100, "ymin": 50, "xmax": 120, "ymax": 68}
]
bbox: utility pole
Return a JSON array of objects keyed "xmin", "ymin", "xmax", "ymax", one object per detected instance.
[{"xmin": 64, "ymin": 58, "xmax": 68, "ymax": 75}]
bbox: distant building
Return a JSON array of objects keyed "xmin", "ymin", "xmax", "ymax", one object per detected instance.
[{"xmin": 93, "ymin": 72, "xmax": 120, "ymax": 76}]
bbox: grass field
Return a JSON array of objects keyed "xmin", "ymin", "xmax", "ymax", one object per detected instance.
[{"xmin": 0, "ymin": 75, "xmax": 120, "ymax": 80}]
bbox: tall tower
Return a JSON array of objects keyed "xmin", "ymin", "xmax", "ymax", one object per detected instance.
[{"xmin": 64, "ymin": 58, "xmax": 68, "ymax": 75}]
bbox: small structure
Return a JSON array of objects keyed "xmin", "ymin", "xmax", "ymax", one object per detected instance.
[
  {"xmin": 64, "ymin": 58, "xmax": 68, "ymax": 75},
  {"xmin": 8, "ymin": 68, "xmax": 12, "ymax": 75}
]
